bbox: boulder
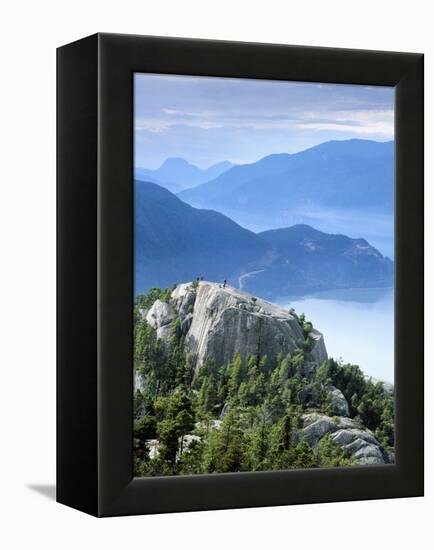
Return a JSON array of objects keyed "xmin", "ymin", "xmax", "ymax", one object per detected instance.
[
  {"xmin": 302, "ymin": 414, "xmax": 339, "ymax": 446},
  {"xmin": 331, "ymin": 428, "xmax": 378, "ymax": 448},
  {"xmin": 352, "ymin": 443, "xmax": 385, "ymax": 465},
  {"xmin": 326, "ymin": 386, "xmax": 350, "ymax": 417},
  {"xmin": 300, "ymin": 413, "xmax": 387, "ymax": 465},
  {"xmin": 146, "ymin": 299, "xmax": 176, "ymax": 339},
  {"xmin": 331, "ymin": 429, "xmax": 386, "ymax": 464},
  {"xmin": 302, "ymin": 412, "xmax": 358, "ymax": 430}
]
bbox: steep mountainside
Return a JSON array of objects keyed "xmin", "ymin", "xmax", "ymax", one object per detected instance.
[
  {"xmin": 243, "ymin": 224, "xmax": 394, "ymax": 298},
  {"xmin": 134, "ymin": 180, "xmax": 269, "ymax": 292},
  {"xmin": 178, "ymin": 139, "xmax": 394, "ymax": 231},
  {"xmin": 134, "ymin": 169, "xmax": 182, "ymax": 193},
  {"xmin": 135, "ymin": 182, "xmax": 393, "ymax": 297},
  {"xmin": 135, "ymin": 158, "xmax": 234, "ymax": 191}
]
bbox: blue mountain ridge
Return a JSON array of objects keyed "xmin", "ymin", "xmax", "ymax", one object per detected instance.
[
  {"xmin": 134, "ymin": 180, "xmax": 393, "ymax": 298},
  {"xmin": 178, "ymin": 139, "xmax": 394, "ymax": 235},
  {"xmin": 135, "ymin": 158, "xmax": 234, "ymax": 192}
]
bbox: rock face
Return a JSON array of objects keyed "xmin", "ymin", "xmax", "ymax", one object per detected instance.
[
  {"xmin": 158, "ymin": 281, "xmax": 327, "ymax": 371},
  {"xmin": 146, "ymin": 300, "xmax": 176, "ymax": 339},
  {"xmin": 301, "ymin": 413, "xmax": 391, "ymax": 465},
  {"xmin": 327, "ymin": 386, "xmax": 350, "ymax": 417}
]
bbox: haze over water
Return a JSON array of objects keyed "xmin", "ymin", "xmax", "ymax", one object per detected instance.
[{"xmin": 278, "ymin": 287, "xmax": 394, "ymax": 384}]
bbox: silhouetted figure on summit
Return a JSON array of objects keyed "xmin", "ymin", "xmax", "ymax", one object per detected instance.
[{"xmin": 223, "ymin": 279, "xmax": 227, "ymax": 289}]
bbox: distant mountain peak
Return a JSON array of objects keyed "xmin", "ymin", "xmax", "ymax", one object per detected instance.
[
  {"xmin": 283, "ymin": 223, "xmax": 323, "ymax": 233},
  {"xmin": 300, "ymin": 138, "xmax": 394, "ymax": 157},
  {"xmin": 135, "ymin": 158, "xmax": 234, "ymax": 191},
  {"xmin": 178, "ymin": 138, "xmax": 394, "ymax": 249},
  {"xmin": 208, "ymin": 159, "xmax": 234, "ymax": 170},
  {"xmin": 159, "ymin": 157, "xmax": 195, "ymax": 169}
]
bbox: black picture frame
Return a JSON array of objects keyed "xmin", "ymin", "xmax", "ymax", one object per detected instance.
[{"xmin": 57, "ymin": 33, "xmax": 424, "ymax": 517}]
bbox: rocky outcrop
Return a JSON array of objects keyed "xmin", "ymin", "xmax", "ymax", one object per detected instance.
[
  {"xmin": 155, "ymin": 281, "xmax": 328, "ymax": 371},
  {"xmin": 146, "ymin": 300, "xmax": 176, "ymax": 339},
  {"xmin": 327, "ymin": 386, "xmax": 350, "ymax": 417},
  {"xmin": 300, "ymin": 413, "xmax": 390, "ymax": 465},
  {"xmin": 135, "ymin": 280, "xmax": 394, "ymax": 470}
]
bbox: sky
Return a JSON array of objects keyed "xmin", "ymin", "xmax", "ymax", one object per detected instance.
[{"xmin": 134, "ymin": 73, "xmax": 394, "ymax": 169}]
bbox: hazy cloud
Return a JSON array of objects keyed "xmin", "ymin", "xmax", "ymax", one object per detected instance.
[{"xmin": 134, "ymin": 74, "xmax": 394, "ymax": 169}]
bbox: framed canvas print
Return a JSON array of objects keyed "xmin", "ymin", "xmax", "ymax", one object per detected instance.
[{"xmin": 57, "ymin": 33, "xmax": 424, "ymax": 517}]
